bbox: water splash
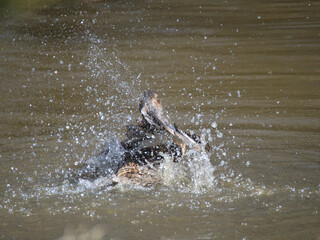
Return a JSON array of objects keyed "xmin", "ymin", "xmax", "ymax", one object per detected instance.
[
  {"xmin": 158, "ymin": 129, "xmax": 215, "ymax": 194},
  {"xmin": 0, "ymin": 32, "xmax": 283, "ymax": 222}
]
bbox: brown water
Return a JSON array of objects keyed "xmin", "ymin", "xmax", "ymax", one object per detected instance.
[{"xmin": 1, "ymin": 0, "xmax": 319, "ymax": 239}]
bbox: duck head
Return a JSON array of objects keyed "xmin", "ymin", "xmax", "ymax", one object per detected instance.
[
  {"xmin": 139, "ymin": 90, "xmax": 165, "ymax": 129},
  {"xmin": 139, "ymin": 90, "xmax": 209, "ymax": 153}
]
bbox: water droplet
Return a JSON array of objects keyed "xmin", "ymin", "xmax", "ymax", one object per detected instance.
[{"xmin": 217, "ymin": 131, "xmax": 223, "ymax": 138}]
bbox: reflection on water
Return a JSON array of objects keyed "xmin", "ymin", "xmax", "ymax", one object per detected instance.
[
  {"xmin": 0, "ymin": 0, "xmax": 319, "ymax": 239},
  {"xmin": 57, "ymin": 225, "xmax": 106, "ymax": 240}
]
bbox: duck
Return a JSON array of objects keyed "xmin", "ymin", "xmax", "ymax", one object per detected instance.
[{"xmin": 70, "ymin": 90, "xmax": 210, "ymax": 186}]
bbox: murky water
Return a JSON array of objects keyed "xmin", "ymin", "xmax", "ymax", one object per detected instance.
[{"xmin": 1, "ymin": 0, "xmax": 319, "ymax": 239}]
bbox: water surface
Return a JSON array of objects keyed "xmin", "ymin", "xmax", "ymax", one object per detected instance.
[{"xmin": 0, "ymin": 0, "xmax": 319, "ymax": 239}]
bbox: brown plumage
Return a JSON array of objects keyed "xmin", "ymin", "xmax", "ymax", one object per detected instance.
[{"xmin": 113, "ymin": 163, "xmax": 161, "ymax": 187}]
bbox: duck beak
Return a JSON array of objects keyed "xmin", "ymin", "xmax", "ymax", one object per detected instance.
[
  {"xmin": 141, "ymin": 107, "xmax": 202, "ymax": 151},
  {"xmin": 163, "ymin": 122, "xmax": 202, "ymax": 152}
]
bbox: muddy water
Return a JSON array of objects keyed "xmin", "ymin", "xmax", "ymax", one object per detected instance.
[{"xmin": 0, "ymin": 0, "xmax": 319, "ymax": 239}]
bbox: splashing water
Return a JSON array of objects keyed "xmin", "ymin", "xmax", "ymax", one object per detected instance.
[
  {"xmin": 158, "ymin": 128, "xmax": 216, "ymax": 194},
  {"xmin": 1, "ymin": 33, "xmax": 271, "ymax": 222},
  {"xmin": 51, "ymin": 35, "xmax": 219, "ymax": 194}
]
